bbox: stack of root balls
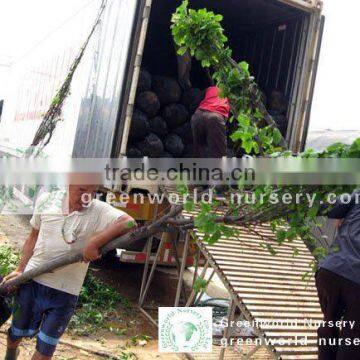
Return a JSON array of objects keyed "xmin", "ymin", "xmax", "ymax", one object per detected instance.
[
  {"xmin": 126, "ymin": 70, "xmax": 289, "ymax": 158},
  {"xmin": 127, "ymin": 70, "xmax": 204, "ymax": 158}
]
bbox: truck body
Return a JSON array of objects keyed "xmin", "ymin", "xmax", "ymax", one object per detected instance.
[
  {"xmin": 0, "ymin": 0, "xmax": 324, "ymax": 157},
  {"xmin": 0, "ymin": 0, "xmax": 326, "ymax": 263}
]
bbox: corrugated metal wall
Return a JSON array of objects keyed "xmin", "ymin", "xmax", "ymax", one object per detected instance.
[
  {"xmin": 73, "ymin": 0, "xmax": 140, "ymax": 158},
  {"xmin": 230, "ymin": 16, "xmax": 307, "ymax": 100}
]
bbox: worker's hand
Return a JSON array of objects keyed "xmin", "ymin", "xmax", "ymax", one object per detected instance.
[
  {"xmin": 2, "ymin": 270, "xmax": 23, "ymax": 283},
  {"xmin": 1, "ymin": 271, "xmax": 23, "ymax": 294},
  {"xmin": 335, "ymin": 219, "xmax": 343, "ymax": 228},
  {"xmin": 83, "ymin": 242, "xmax": 101, "ymax": 262}
]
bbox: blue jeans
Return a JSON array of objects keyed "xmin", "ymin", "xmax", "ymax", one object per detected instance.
[{"xmin": 8, "ymin": 280, "xmax": 78, "ymax": 356}]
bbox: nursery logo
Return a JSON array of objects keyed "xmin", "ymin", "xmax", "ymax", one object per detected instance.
[{"xmin": 159, "ymin": 307, "xmax": 212, "ymax": 353}]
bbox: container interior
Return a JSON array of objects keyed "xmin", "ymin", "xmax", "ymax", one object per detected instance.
[{"xmin": 141, "ymin": 0, "xmax": 309, "ymax": 139}]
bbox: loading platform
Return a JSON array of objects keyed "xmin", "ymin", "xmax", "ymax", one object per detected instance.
[{"xmin": 137, "ymin": 201, "xmax": 322, "ymax": 359}]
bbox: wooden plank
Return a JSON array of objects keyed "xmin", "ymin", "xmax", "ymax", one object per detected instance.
[
  {"xmin": 191, "ymin": 345, "xmax": 273, "ymax": 360},
  {"xmin": 221, "ymin": 269, "xmax": 313, "ymax": 282},
  {"xmin": 218, "ymin": 265, "xmax": 310, "ymax": 278},
  {"xmin": 281, "ymin": 355, "xmax": 317, "ymax": 360},
  {"xmin": 207, "ymin": 250, "xmax": 314, "ymax": 268},
  {"xmin": 215, "ymin": 261, "xmax": 311, "ymax": 276},
  {"xmin": 197, "ymin": 234, "xmax": 307, "ymax": 248},
  {"xmin": 189, "ymin": 215, "xmax": 320, "ymax": 358},
  {"xmin": 229, "ymin": 280, "xmax": 316, "ymax": 292},
  {"xmin": 207, "ymin": 244, "xmax": 314, "ymax": 260},
  {"xmin": 244, "ymin": 299, "xmax": 320, "ymax": 307},
  {"xmin": 207, "ymin": 242, "xmax": 312, "ymax": 256},
  {"xmin": 271, "ymin": 339, "xmax": 318, "ymax": 346},
  {"xmin": 217, "ymin": 238, "xmax": 308, "ymax": 250},
  {"xmin": 247, "ymin": 305, "xmax": 321, "ymax": 314},
  {"xmin": 233, "ymin": 286, "xmax": 318, "ymax": 296},
  {"xmin": 276, "ymin": 346, "xmax": 318, "ymax": 353},
  {"xmin": 266, "ymin": 332, "xmax": 318, "ymax": 339},
  {"xmin": 226, "ymin": 276, "xmax": 316, "ymax": 287},
  {"xmin": 211, "ymin": 229, "xmax": 303, "ymax": 239},
  {"xmin": 250, "ymin": 311, "xmax": 323, "ymax": 320},
  {"xmin": 214, "ymin": 258, "xmax": 311, "ymax": 273},
  {"xmin": 208, "ymin": 251, "xmax": 311, "ymax": 271},
  {"xmin": 234, "ymin": 292, "xmax": 319, "ymax": 301},
  {"xmin": 259, "ymin": 325, "xmax": 318, "ymax": 332}
]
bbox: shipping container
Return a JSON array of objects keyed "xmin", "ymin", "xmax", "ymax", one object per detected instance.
[{"xmin": 0, "ymin": 0, "xmax": 324, "ymax": 158}]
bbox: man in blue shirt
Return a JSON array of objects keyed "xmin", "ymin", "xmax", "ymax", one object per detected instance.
[{"xmin": 317, "ymin": 190, "xmax": 360, "ymax": 359}]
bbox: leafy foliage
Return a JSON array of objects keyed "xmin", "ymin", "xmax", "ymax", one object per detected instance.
[
  {"xmin": 171, "ymin": 1, "xmax": 360, "ymax": 267},
  {"xmin": 193, "ymin": 277, "xmax": 208, "ymax": 294},
  {"xmin": 180, "ymin": 140, "xmax": 360, "ymax": 264},
  {"xmin": 171, "ymin": 0, "xmax": 285, "ymax": 155},
  {"xmin": 0, "ymin": 246, "xmax": 20, "ymax": 277},
  {"xmin": 28, "ymin": 0, "xmax": 107, "ymax": 155},
  {"xmin": 69, "ymin": 272, "xmax": 131, "ymax": 336}
]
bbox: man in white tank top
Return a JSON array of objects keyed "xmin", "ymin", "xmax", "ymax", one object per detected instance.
[{"xmin": 3, "ymin": 184, "xmax": 135, "ymax": 360}]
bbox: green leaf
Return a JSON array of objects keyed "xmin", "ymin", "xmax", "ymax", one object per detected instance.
[
  {"xmin": 273, "ymin": 128, "xmax": 283, "ymax": 145},
  {"xmin": 308, "ymin": 204, "xmax": 319, "ymax": 219},
  {"xmin": 276, "ymin": 230, "xmax": 287, "ymax": 244},
  {"xmin": 348, "ymin": 138, "xmax": 360, "ymax": 157},
  {"xmin": 207, "ymin": 229, "xmax": 222, "ymax": 245},
  {"xmin": 237, "ymin": 113, "xmax": 250, "ymax": 127},
  {"xmin": 177, "ymin": 46, "xmax": 188, "ymax": 55},
  {"xmin": 266, "ymin": 243, "xmax": 277, "ymax": 256},
  {"xmin": 242, "ymin": 139, "xmax": 254, "ymax": 154},
  {"xmin": 193, "ymin": 278, "xmax": 207, "ymax": 293},
  {"xmin": 184, "ymin": 200, "xmax": 195, "ymax": 212},
  {"xmin": 230, "ymin": 130, "xmax": 243, "ymax": 142}
]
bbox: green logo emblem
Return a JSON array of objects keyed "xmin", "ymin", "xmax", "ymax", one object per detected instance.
[{"xmin": 159, "ymin": 307, "xmax": 212, "ymax": 353}]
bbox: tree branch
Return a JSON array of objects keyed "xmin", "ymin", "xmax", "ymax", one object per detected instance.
[{"xmin": 0, "ymin": 204, "xmax": 183, "ymax": 295}]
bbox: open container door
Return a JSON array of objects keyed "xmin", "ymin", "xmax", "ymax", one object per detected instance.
[
  {"xmin": 73, "ymin": 0, "xmax": 142, "ymax": 158},
  {"xmin": 116, "ymin": 0, "xmax": 325, "ymax": 158},
  {"xmin": 288, "ymin": 5, "xmax": 324, "ymax": 152},
  {"xmin": 299, "ymin": 14, "xmax": 325, "ymax": 151}
]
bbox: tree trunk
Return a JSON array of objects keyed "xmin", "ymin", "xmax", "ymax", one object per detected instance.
[{"xmin": 0, "ymin": 205, "xmax": 183, "ymax": 295}]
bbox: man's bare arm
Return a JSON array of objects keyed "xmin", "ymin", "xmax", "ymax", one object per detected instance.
[
  {"xmin": 83, "ymin": 214, "xmax": 136, "ymax": 262},
  {"xmin": 3, "ymin": 227, "xmax": 39, "ymax": 281}
]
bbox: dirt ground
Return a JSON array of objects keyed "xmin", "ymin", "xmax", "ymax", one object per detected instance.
[{"xmin": 0, "ymin": 215, "xmax": 182, "ymax": 359}]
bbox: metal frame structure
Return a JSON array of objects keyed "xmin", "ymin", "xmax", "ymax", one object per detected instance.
[
  {"xmin": 136, "ymin": 200, "xmax": 321, "ymax": 359},
  {"xmin": 137, "ymin": 233, "xmax": 279, "ymax": 359},
  {"xmin": 189, "ymin": 237, "xmax": 279, "ymax": 360},
  {"xmin": 136, "ymin": 212, "xmax": 280, "ymax": 359}
]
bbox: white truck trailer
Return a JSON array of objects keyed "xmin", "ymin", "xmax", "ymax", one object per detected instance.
[{"xmin": 0, "ymin": 0, "xmax": 324, "ymax": 158}]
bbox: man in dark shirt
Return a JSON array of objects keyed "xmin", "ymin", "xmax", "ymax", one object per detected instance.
[{"xmin": 317, "ymin": 190, "xmax": 360, "ymax": 359}]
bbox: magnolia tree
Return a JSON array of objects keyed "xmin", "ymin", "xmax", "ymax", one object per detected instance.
[
  {"xmin": 1, "ymin": 1, "xmax": 359, "ymax": 294},
  {"xmin": 168, "ymin": 0, "xmax": 358, "ymax": 268}
]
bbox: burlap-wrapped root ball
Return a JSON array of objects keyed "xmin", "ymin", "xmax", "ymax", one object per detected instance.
[
  {"xmin": 164, "ymin": 134, "xmax": 185, "ymax": 157},
  {"xmin": 173, "ymin": 122, "xmax": 193, "ymax": 145},
  {"xmin": 136, "ymin": 133, "xmax": 164, "ymax": 158},
  {"xmin": 136, "ymin": 91, "xmax": 160, "ymax": 118},
  {"xmin": 150, "ymin": 116, "xmax": 168, "ymax": 139},
  {"xmin": 269, "ymin": 111, "xmax": 287, "ymax": 136},
  {"xmin": 137, "ymin": 69, "xmax": 152, "ymax": 93},
  {"xmin": 129, "ymin": 109, "xmax": 150, "ymax": 142},
  {"xmin": 182, "ymin": 143, "xmax": 194, "ymax": 158},
  {"xmin": 152, "ymin": 76, "xmax": 181, "ymax": 105},
  {"xmin": 127, "ymin": 145, "xmax": 143, "ymax": 158},
  {"xmin": 160, "ymin": 151, "xmax": 174, "ymax": 158},
  {"xmin": 162, "ymin": 103, "xmax": 189, "ymax": 129},
  {"xmin": 182, "ymin": 88, "xmax": 204, "ymax": 113},
  {"xmin": 268, "ymin": 90, "xmax": 287, "ymax": 115}
]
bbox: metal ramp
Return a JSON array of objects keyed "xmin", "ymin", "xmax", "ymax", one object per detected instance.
[{"xmin": 182, "ymin": 208, "xmax": 322, "ymax": 360}]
